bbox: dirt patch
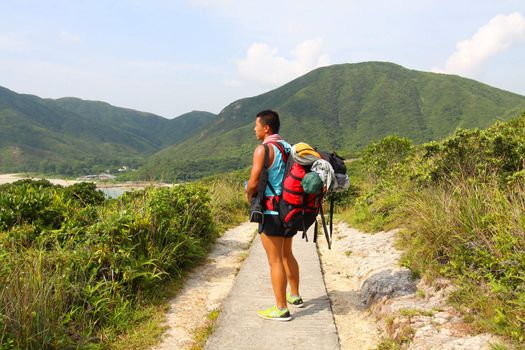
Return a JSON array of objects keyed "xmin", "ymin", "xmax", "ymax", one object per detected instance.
[{"xmin": 317, "ymin": 223, "xmax": 384, "ymax": 349}]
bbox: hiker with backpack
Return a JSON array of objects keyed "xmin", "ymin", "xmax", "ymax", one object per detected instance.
[
  {"xmin": 246, "ymin": 110, "xmax": 350, "ymax": 321},
  {"xmin": 245, "ymin": 110, "xmax": 304, "ymax": 321}
]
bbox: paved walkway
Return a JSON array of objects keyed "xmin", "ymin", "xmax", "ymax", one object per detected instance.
[{"xmin": 205, "ymin": 230, "xmax": 340, "ymax": 350}]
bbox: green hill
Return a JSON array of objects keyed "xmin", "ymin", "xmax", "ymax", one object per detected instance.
[
  {"xmin": 2, "ymin": 61, "xmax": 525, "ymax": 179},
  {"xmin": 0, "ymin": 87, "xmax": 215, "ymax": 175},
  {"xmin": 136, "ymin": 62, "xmax": 525, "ymax": 180}
]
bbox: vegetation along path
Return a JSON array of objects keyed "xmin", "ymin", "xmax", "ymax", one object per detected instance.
[{"xmin": 154, "ymin": 221, "xmax": 507, "ymax": 350}]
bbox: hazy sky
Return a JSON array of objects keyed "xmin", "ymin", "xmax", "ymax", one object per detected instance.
[{"xmin": 1, "ymin": 1, "xmax": 524, "ymax": 118}]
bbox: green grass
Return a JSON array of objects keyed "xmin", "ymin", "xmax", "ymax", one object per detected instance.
[
  {"xmin": 397, "ymin": 178, "xmax": 525, "ymax": 343},
  {"xmin": 490, "ymin": 343, "xmax": 511, "ymax": 350},
  {"xmin": 375, "ymin": 339, "xmax": 403, "ymax": 350},
  {"xmin": 189, "ymin": 309, "xmax": 221, "ymax": 350},
  {"xmin": 109, "ymin": 278, "xmax": 184, "ymax": 350},
  {"xmin": 375, "ymin": 326, "xmax": 415, "ymax": 350},
  {"xmin": 398, "ymin": 308, "xmax": 434, "ymax": 318}
]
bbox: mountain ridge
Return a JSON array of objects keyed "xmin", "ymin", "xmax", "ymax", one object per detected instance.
[
  {"xmin": 0, "ymin": 86, "xmax": 216, "ymax": 174},
  {"xmin": 135, "ymin": 61, "xmax": 525, "ymax": 180},
  {"xmin": 1, "ymin": 61, "xmax": 525, "ymax": 179}
]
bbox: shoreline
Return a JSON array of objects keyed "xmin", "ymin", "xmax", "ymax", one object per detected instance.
[
  {"xmin": 0, "ymin": 173, "xmax": 81, "ymax": 187},
  {"xmin": 0, "ymin": 173, "xmax": 171, "ymax": 190}
]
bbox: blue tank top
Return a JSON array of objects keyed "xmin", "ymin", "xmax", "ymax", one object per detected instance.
[{"xmin": 264, "ymin": 140, "xmax": 291, "ymax": 215}]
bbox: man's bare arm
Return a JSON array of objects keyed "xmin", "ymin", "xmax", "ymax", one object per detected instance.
[{"xmin": 246, "ymin": 145, "xmax": 265, "ymax": 203}]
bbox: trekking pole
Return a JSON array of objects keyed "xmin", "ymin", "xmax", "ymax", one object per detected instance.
[
  {"xmin": 313, "ymin": 219, "xmax": 318, "ymax": 243},
  {"xmin": 319, "ymin": 204, "xmax": 331, "ymax": 250},
  {"xmin": 329, "ymin": 196, "xmax": 334, "ymax": 240}
]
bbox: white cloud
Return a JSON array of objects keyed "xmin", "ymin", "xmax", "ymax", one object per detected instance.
[
  {"xmin": 237, "ymin": 39, "xmax": 330, "ymax": 86},
  {"xmin": 435, "ymin": 12, "xmax": 525, "ymax": 76}
]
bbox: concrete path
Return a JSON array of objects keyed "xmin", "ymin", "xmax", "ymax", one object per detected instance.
[{"xmin": 205, "ymin": 230, "xmax": 340, "ymax": 350}]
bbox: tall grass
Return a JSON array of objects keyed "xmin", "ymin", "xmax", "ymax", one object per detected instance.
[
  {"xmin": 398, "ymin": 178, "xmax": 525, "ymax": 341},
  {"xmin": 205, "ymin": 176, "xmax": 248, "ymax": 232},
  {"xmin": 339, "ymin": 113, "xmax": 525, "ymax": 345}
]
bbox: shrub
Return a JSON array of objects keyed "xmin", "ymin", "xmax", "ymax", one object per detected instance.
[
  {"xmin": 398, "ymin": 178, "xmax": 525, "ymax": 341},
  {"xmin": 0, "ymin": 179, "xmax": 64, "ymax": 231},
  {"xmin": 411, "ymin": 113, "xmax": 525, "ymax": 184},
  {"xmin": 362, "ymin": 134, "xmax": 415, "ymax": 181},
  {"xmin": 0, "ymin": 183, "xmax": 219, "ymax": 348},
  {"xmin": 63, "ymin": 182, "xmax": 105, "ymax": 206}
]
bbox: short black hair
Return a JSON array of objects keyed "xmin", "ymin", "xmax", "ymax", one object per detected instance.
[{"xmin": 256, "ymin": 110, "xmax": 280, "ymax": 134}]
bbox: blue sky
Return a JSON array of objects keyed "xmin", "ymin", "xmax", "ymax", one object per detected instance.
[{"xmin": 1, "ymin": 0, "xmax": 524, "ymax": 118}]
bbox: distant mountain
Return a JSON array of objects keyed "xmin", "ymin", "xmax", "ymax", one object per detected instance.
[
  {"xmin": 136, "ymin": 62, "xmax": 525, "ymax": 180},
  {"xmin": 0, "ymin": 87, "xmax": 215, "ymax": 175}
]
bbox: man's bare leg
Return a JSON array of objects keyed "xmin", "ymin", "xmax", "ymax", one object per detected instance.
[
  {"xmin": 260, "ymin": 233, "xmax": 287, "ymax": 308},
  {"xmin": 283, "ymin": 236, "xmax": 300, "ymax": 296}
]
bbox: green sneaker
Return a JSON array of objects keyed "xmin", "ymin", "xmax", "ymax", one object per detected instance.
[
  {"xmin": 257, "ymin": 305, "xmax": 292, "ymax": 321},
  {"xmin": 286, "ymin": 292, "xmax": 304, "ymax": 308}
]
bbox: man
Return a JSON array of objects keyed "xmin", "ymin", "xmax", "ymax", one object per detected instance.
[{"xmin": 245, "ymin": 110, "xmax": 304, "ymax": 322}]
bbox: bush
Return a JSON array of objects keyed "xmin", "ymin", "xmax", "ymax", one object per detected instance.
[
  {"xmin": 0, "ymin": 183, "xmax": 219, "ymax": 348},
  {"xmin": 398, "ymin": 179, "xmax": 525, "ymax": 341},
  {"xmin": 411, "ymin": 113, "xmax": 525, "ymax": 184},
  {"xmin": 338, "ymin": 112, "xmax": 525, "ymax": 344},
  {"xmin": 0, "ymin": 179, "xmax": 64, "ymax": 231},
  {"xmin": 362, "ymin": 135, "xmax": 415, "ymax": 181},
  {"xmin": 63, "ymin": 182, "xmax": 105, "ymax": 206}
]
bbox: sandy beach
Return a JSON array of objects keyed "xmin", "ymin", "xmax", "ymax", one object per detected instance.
[
  {"xmin": 0, "ymin": 173, "xmax": 82, "ymax": 187},
  {"xmin": 0, "ymin": 173, "xmax": 172, "ymax": 191}
]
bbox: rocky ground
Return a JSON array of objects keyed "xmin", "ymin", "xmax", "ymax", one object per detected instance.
[{"xmin": 318, "ymin": 222, "xmax": 505, "ymax": 350}]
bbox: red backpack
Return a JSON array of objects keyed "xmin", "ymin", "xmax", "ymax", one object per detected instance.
[
  {"xmin": 264, "ymin": 142, "xmax": 344, "ymax": 249},
  {"xmin": 280, "ymin": 161, "xmax": 323, "ymax": 233},
  {"xmin": 278, "ymin": 144, "xmax": 335, "ymax": 249}
]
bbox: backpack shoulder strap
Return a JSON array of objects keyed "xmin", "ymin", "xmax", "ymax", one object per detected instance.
[
  {"xmin": 266, "ymin": 141, "xmax": 288, "ymax": 164},
  {"xmin": 263, "ymin": 144, "xmax": 278, "ymax": 197},
  {"xmin": 263, "ymin": 144, "xmax": 271, "ymax": 169}
]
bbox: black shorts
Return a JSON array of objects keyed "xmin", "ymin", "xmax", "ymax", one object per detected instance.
[{"xmin": 259, "ymin": 214, "xmax": 297, "ymax": 238}]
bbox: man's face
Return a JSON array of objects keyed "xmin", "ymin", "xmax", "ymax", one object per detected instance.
[{"xmin": 254, "ymin": 117, "xmax": 268, "ymax": 140}]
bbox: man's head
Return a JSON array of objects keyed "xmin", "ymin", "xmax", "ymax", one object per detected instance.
[{"xmin": 255, "ymin": 110, "xmax": 280, "ymax": 140}]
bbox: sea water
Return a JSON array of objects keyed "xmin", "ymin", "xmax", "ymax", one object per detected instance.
[{"xmin": 98, "ymin": 187, "xmax": 130, "ymax": 198}]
